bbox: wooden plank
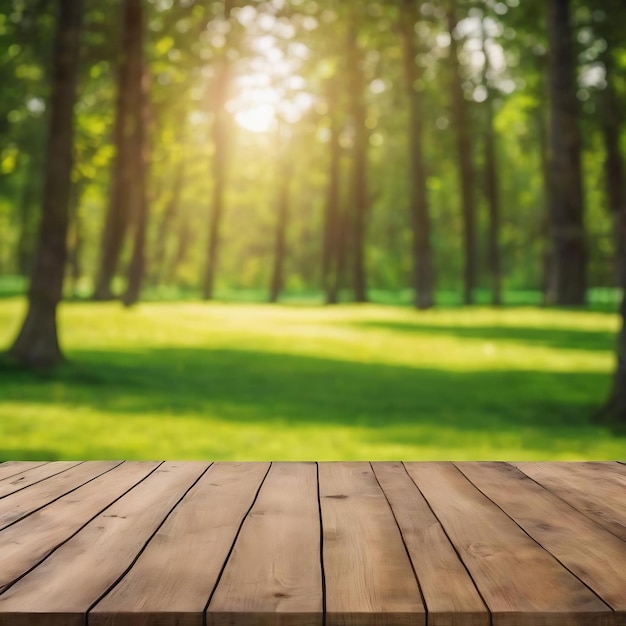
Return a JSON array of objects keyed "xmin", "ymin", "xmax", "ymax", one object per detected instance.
[
  {"xmin": 207, "ymin": 462, "xmax": 322, "ymax": 626},
  {"xmin": 0, "ymin": 461, "xmax": 160, "ymax": 593},
  {"xmin": 372, "ymin": 462, "xmax": 488, "ymax": 626},
  {"xmin": 319, "ymin": 462, "xmax": 425, "ymax": 626},
  {"xmin": 0, "ymin": 461, "xmax": 81, "ymax": 499},
  {"xmin": 0, "ymin": 461, "xmax": 208, "ymax": 626},
  {"xmin": 0, "ymin": 460, "xmax": 122, "ymax": 531},
  {"xmin": 513, "ymin": 462, "xmax": 626, "ymax": 541},
  {"xmin": 0, "ymin": 462, "xmax": 47, "ymax": 483},
  {"xmin": 457, "ymin": 462, "xmax": 626, "ymax": 613},
  {"xmin": 90, "ymin": 462, "xmax": 270, "ymax": 626},
  {"xmin": 405, "ymin": 462, "xmax": 614, "ymax": 626}
]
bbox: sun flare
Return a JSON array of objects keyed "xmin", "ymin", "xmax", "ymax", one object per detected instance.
[{"xmin": 234, "ymin": 104, "xmax": 275, "ymax": 133}]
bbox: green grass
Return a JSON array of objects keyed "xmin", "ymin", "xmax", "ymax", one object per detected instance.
[{"xmin": 0, "ymin": 296, "xmax": 623, "ymax": 460}]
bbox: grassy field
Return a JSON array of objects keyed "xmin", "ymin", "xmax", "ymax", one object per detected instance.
[{"xmin": 0, "ymin": 296, "xmax": 624, "ymax": 460}]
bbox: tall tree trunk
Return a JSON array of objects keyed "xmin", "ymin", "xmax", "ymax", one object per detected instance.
[
  {"xmin": 447, "ymin": 2, "xmax": 477, "ymax": 306},
  {"xmin": 600, "ymin": 47, "xmax": 626, "ymax": 285},
  {"xmin": 203, "ymin": 1, "xmax": 233, "ymax": 301},
  {"xmin": 447, "ymin": 0, "xmax": 476, "ymax": 305},
  {"xmin": 93, "ymin": 0, "xmax": 142, "ymax": 300},
  {"xmin": 481, "ymin": 17, "xmax": 502, "ymax": 307},
  {"xmin": 123, "ymin": 61, "xmax": 150, "ymax": 307},
  {"xmin": 545, "ymin": 0, "xmax": 586, "ymax": 305},
  {"xmin": 154, "ymin": 160, "xmax": 185, "ymax": 286},
  {"xmin": 66, "ymin": 179, "xmax": 85, "ymax": 297},
  {"xmin": 9, "ymin": 0, "xmax": 82, "ymax": 367},
  {"xmin": 269, "ymin": 131, "xmax": 293, "ymax": 304},
  {"xmin": 402, "ymin": 0, "xmax": 434, "ymax": 310},
  {"xmin": 346, "ymin": 22, "xmax": 368, "ymax": 303},
  {"xmin": 323, "ymin": 80, "xmax": 342, "ymax": 305}
]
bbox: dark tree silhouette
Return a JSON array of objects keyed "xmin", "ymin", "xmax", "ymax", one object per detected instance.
[{"xmin": 9, "ymin": 0, "xmax": 83, "ymax": 367}]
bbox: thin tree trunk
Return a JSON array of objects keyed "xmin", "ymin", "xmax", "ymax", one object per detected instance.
[
  {"xmin": 94, "ymin": 0, "xmax": 141, "ymax": 300},
  {"xmin": 447, "ymin": 2, "xmax": 477, "ymax": 306},
  {"xmin": 323, "ymin": 80, "xmax": 342, "ymax": 305},
  {"xmin": 481, "ymin": 17, "xmax": 502, "ymax": 307},
  {"xmin": 402, "ymin": 0, "xmax": 434, "ymax": 310},
  {"xmin": 269, "ymin": 130, "xmax": 293, "ymax": 304},
  {"xmin": 545, "ymin": 0, "xmax": 586, "ymax": 305},
  {"xmin": 9, "ymin": 0, "xmax": 82, "ymax": 367},
  {"xmin": 203, "ymin": 1, "xmax": 233, "ymax": 300},
  {"xmin": 123, "ymin": 61, "xmax": 151, "ymax": 307},
  {"xmin": 346, "ymin": 21, "xmax": 368, "ymax": 303},
  {"xmin": 66, "ymin": 179, "xmax": 85, "ymax": 297},
  {"xmin": 15, "ymin": 152, "xmax": 43, "ymax": 277}
]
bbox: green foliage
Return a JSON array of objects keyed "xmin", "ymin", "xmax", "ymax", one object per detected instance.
[{"xmin": 0, "ymin": 296, "xmax": 623, "ymax": 460}]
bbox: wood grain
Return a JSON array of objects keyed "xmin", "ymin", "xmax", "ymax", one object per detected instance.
[
  {"xmin": 0, "ymin": 460, "xmax": 122, "ymax": 531},
  {"xmin": 0, "ymin": 461, "xmax": 159, "ymax": 593},
  {"xmin": 0, "ymin": 462, "xmax": 47, "ymax": 483},
  {"xmin": 319, "ymin": 462, "xmax": 425, "ymax": 626},
  {"xmin": 513, "ymin": 462, "xmax": 626, "ymax": 541},
  {"xmin": 0, "ymin": 461, "xmax": 81, "ymax": 499},
  {"xmin": 91, "ymin": 462, "xmax": 269, "ymax": 626},
  {"xmin": 457, "ymin": 462, "xmax": 626, "ymax": 612},
  {"xmin": 0, "ymin": 462, "xmax": 208, "ymax": 626},
  {"xmin": 372, "ymin": 462, "xmax": 488, "ymax": 626},
  {"xmin": 207, "ymin": 462, "xmax": 322, "ymax": 626},
  {"xmin": 405, "ymin": 462, "xmax": 614, "ymax": 626}
]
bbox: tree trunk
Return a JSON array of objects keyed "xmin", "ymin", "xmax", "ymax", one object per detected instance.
[
  {"xmin": 545, "ymin": 0, "xmax": 586, "ymax": 305},
  {"xmin": 269, "ymin": 133, "xmax": 293, "ymax": 304},
  {"xmin": 481, "ymin": 17, "xmax": 502, "ymax": 307},
  {"xmin": 66, "ymin": 179, "xmax": 85, "ymax": 297},
  {"xmin": 402, "ymin": 0, "xmax": 434, "ymax": 310},
  {"xmin": 9, "ymin": 0, "xmax": 82, "ymax": 367},
  {"xmin": 123, "ymin": 60, "xmax": 151, "ymax": 307},
  {"xmin": 94, "ymin": 0, "xmax": 142, "ymax": 301},
  {"xmin": 203, "ymin": 1, "xmax": 233, "ymax": 301},
  {"xmin": 346, "ymin": 22, "xmax": 368, "ymax": 303},
  {"xmin": 447, "ymin": 3, "xmax": 477, "ymax": 306},
  {"xmin": 323, "ymin": 80, "xmax": 342, "ymax": 305}
]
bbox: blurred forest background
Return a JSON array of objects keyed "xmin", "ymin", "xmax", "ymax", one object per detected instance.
[{"xmin": 1, "ymin": 0, "xmax": 626, "ymax": 460}]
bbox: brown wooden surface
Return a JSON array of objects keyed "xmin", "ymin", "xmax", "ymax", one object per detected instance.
[{"xmin": 0, "ymin": 461, "xmax": 624, "ymax": 626}]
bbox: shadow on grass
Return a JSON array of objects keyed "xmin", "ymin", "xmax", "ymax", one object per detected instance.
[
  {"xmin": 347, "ymin": 320, "xmax": 616, "ymax": 353},
  {"xmin": 0, "ymin": 347, "xmax": 617, "ymax": 448}
]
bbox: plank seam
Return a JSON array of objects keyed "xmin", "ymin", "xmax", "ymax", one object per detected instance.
[
  {"xmin": 0, "ymin": 461, "xmax": 125, "ymax": 534},
  {"xmin": 0, "ymin": 461, "xmax": 86, "ymax": 501},
  {"xmin": 202, "ymin": 461, "xmax": 273, "ymax": 626},
  {"xmin": 401, "ymin": 462, "xmax": 492, "ymax": 626},
  {"xmin": 316, "ymin": 461, "xmax": 327, "ymax": 626},
  {"xmin": 453, "ymin": 463, "xmax": 615, "ymax": 613},
  {"xmin": 370, "ymin": 462, "xmax": 428, "ymax": 623},
  {"xmin": 512, "ymin": 463, "xmax": 626, "ymax": 544},
  {"xmin": 0, "ymin": 462, "xmax": 48, "ymax": 483},
  {"xmin": 85, "ymin": 462, "xmax": 214, "ymax": 626},
  {"xmin": 0, "ymin": 461, "xmax": 166, "ymax": 598}
]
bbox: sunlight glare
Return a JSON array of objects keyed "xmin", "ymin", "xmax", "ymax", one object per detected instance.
[{"xmin": 234, "ymin": 104, "xmax": 275, "ymax": 133}]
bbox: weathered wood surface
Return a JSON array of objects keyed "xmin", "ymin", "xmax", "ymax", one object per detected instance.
[{"xmin": 0, "ymin": 461, "xmax": 623, "ymax": 626}]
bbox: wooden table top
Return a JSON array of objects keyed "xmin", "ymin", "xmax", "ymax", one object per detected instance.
[{"xmin": 0, "ymin": 461, "xmax": 624, "ymax": 626}]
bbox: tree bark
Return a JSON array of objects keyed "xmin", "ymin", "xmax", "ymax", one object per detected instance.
[
  {"xmin": 481, "ymin": 17, "xmax": 502, "ymax": 307},
  {"xmin": 9, "ymin": 0, "xmax": 82, "ymax": 367},
  {"xmin": 269, "ymin": 129, "xmax": 293, "ymax": 304},
  {"xmin": 545, "ymin": 0, "xmax": 587, "ymax": 305},
  {"xmin": 323, "ymin": 79, "xmax": 342, "ymax": 305},
  {"xmin": 94, "ymin": 0, "xmax": 142, "ymax": 300},
  {"xmin": 447, "ymin": 2, "xmax": 477, "ymax": 306},
  {"xmin": 346, "ymin": 21, "xmax": 369, "ymax": 303},
  {"xmin": 203, "ymin": 1, "xmax": 233, "ymax": 301},
  {"xmin": 402, "ymin": 0, "xmax": 434, "ymax": 310},
  {"xmin": 123, "ymin": 61, "xmax": 151, "ymax": 307}
]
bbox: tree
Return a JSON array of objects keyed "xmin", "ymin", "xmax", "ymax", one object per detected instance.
[
  {"xmin": 203, "ymin": 0, "xmax": 234, "ymax": 300},
  {"xmin": 447, "ymin": 0, "xmax": 477, "ymax": 306},
  {"xmin": 545, "ymin": 0, "xmax": 586, "ymax": 305},
  {"xmin": 94, "ymin": 0, "xmax": 144, "ymax": 300},
  {"xmin": 401, "ymin": 0, "xmax": 434, "ymax": 309},
  {"xmin": 9, "ymin": 0, "xmax": 83, "ymax": 367}
]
